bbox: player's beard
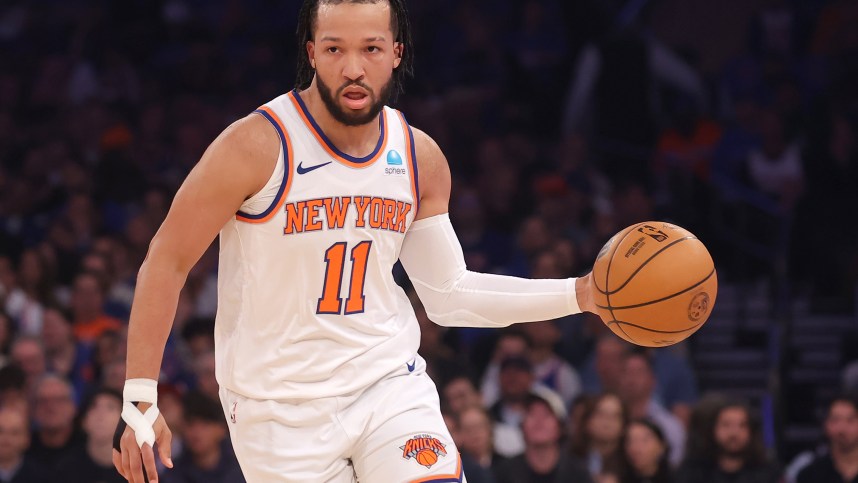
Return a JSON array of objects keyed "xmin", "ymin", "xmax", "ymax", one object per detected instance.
[{"xmin": 317, "ymin": 75, "xmax": 393, "ymax": 127}]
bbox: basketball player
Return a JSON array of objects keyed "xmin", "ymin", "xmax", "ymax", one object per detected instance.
[{"xmin": 113, "ymin": 1, "xmax": 596, "ymax": 482}]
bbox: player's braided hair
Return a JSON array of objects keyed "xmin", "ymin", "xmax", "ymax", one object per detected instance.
[{"xmin": 295, "ymin": 0, "xmax": 414, "ymax": 99}]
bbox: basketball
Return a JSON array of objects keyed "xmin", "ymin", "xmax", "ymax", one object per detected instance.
[
  {"xmin": 416, "ymin": 449, "xmax": 438, "ymax": 467},
  {"xmin": 591, "ymin": 221, "xmax": 717, "ymax": 347}
]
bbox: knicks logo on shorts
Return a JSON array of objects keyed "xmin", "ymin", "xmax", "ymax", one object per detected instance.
[{"xmin": 400, "ymin": 434, "xmax": 447, "ymax": 468}]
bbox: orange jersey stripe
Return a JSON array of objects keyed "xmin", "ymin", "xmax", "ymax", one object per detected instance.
[{"xmin": 236, "ymin": 106, "xmax": 294, "ymax": 223}]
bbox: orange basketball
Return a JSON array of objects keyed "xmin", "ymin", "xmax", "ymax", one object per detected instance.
[
  {"xmin": 591, "ymin": 221, "xmax": 717, "ymax": 347},
  {"xmin": 416, "ymin": 449, "xmax": 438, "ymax": 467}
]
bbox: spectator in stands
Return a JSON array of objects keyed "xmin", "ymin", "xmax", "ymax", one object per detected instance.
[
  {"xmin": 581, "ymin": 335, "xmax": 630, "ymax": 395},
  {"xmin": 443, "ymin": 409, "xmax": 496, "ymax": 483},
  {"xmin": 69, "ymin": 272, "xmax": 121, "ymax": 345},
  {"xmin": 744, "ymin": 109, "xmax": 804, "ymax": 208},
  {"xmin": 192, "ymin": 351, "xmax": 218, "ymax": 401},
  {"xmin": 568, "ymin": 394, "xmax": 594, "ymax": 446},
  {"xmin": 490, "ymin": 355, "xmax": 537, "ymax": 457},
  {"xmin": 56, "ymin": 388, "xmax": 124, "ymax": 482},
  {"xmin": 797, "ymin": 394, "xmax": 858, "ymax": 483},
  {"xmin": 88, "ymin": 329, "xmax": 122, "ymax": 386},
  {"xmin": 162, "ymin": 391, "xmax": 244, "ymax": 483},
  {"xmin": 9, "ymin": 336, "xmax": 46, "ymax": 393},
  {"xmin": 676, "ymin": 399, "xmax": 780, "ymax": 483},
  {"xmin": 649, "ymin": 347, "xmax": 698, "ymax": 428},
  {"xmin": 26, "ymin": 375, "xmax": 84, "ymax": 476},
  {"xmin": 521, "ymin": 320, "xmax": 582, "ymax": 407},
  {"xmin": 0, "ymin": 312, "xmax": 14, "ymax": 367},
  {"xmin": 180, "ymin": 317, "xmax": 216, "ymax": 362},
  {"xmin": 571, "ymin": 392, "xmax": 628, "ymax": 481},
  {"xmin": 623, "ymin": 419, "xmax": 674, "ymax": 483},
  {"xmin": 459, "ymin": 405, "xmax": 504, "ymax": 475},
  {"xmin": 619, "ymin": 352, "xmax": 685, "ymax": 466},
  {"xmin": 100, "ymin": 358, "xmax": 126, "ymax": 393},
  {"xmin": 482, "ymin": 329, "xmax": 532, "ymax": 406},
  {"xmin": 495, "ymin": 386, "xmax": 593, "ymax": 483},
  {"xmin": 0, "ymin": 366, "xmax": 27, "ymax": 416},
  {"xmin": 40, "ymin": 308, "xmax": 85, "ymax": 384},
  {"xmin": 0, "ymin": 408, "xmax": 49, "ymax": 483},
  {"xmin": 442, "ymin": 373, "xmax": 483, "ymax": 416},
  {"xmin": 5, "ymin": 248, "xmax": 54, "ymax": 336}
]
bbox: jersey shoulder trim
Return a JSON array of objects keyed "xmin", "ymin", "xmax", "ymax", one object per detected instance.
[
  {"xmin": 287, "ymin": 89, "xmax": 387, "ymax": 168},
  {"xmin": 236, "ymin": 106, "xmax": 293, "ymax": 223},
  {"xmin": 395, "ymin": 110, "xmax": 420, "ymax": 213}
]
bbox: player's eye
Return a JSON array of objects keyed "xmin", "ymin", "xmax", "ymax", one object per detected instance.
[
  {"xmin": 367, "ymin": 46, "xmax": 380, "ymax": 53},
  {"xmin": 327, "ymin": 47, "xmax": 339, "ymax": 54}
]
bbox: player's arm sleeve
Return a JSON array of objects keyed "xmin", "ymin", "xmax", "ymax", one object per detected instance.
[{"xmin": 399, "ymin": 213, "xmax": 581, "ymax": 328}]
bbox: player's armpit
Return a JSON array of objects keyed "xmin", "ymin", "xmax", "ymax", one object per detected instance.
[
  {"xmin": 408, "ymin": 127, "xmax": 451, "ymax": 221},
  {"xmin": 400, "ymin": 213, "xmax": 581, "ymax": 328}
]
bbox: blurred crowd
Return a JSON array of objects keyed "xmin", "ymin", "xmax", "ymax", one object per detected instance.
[{"xmin": 1, "ymin": 0, "xmax": 857, "ymax": 482}]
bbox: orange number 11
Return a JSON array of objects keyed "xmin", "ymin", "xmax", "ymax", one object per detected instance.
[{"xmin": 317, "ymin": 241, "xmax": 372, "ymax": 315}]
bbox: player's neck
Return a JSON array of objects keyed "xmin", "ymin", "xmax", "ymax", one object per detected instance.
[{"xmin": 298, "ymin": 85, "xmax": 381, "ymax": 158}]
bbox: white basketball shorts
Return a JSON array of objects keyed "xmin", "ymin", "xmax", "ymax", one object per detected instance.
[{"xmin": 219, "ymin": 356, "xmax": 467, "ymax": 483}]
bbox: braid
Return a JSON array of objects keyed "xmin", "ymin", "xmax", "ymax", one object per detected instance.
[
  {"xmin": 294, "ymin": 0, "xmax": 414, "ymax": 98},
  {"xmin": 295, "ymin": 0, "xmax": 320, "ymax": 91}
]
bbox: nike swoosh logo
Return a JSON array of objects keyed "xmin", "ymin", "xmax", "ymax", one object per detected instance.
[
  {"xmin": 296, "ymin": 161, "xmax": 332, "ymax": 174},
  {"xmin": 406, "ymin": 359, "xmax": 416, "ymax": 372}
]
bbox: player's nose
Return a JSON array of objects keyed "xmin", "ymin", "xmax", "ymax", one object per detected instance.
[{"xmin": 342, "ymin": 52, "xmax": 365, "ymax": 81}]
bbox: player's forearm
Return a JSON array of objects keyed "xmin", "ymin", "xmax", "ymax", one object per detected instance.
[
  {"xmin": 401, "ymin": 214, "xmax": 591, "ymax": 328},
  {"xmin": 410, "ymin": 271, "xmax": 580, "ymax": 328},
  {"xmin": 125, "ymin": 258, "xmax": 188, "ymax": 380}
]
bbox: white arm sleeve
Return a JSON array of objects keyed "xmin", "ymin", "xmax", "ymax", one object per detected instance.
[{"xmin": 399, "ymin": 213, "xmax": 581, "ymax": 328}]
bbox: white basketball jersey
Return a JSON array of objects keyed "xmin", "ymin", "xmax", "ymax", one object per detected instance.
[{"xmin": 215, "ymin": 90, "xmax": 422, "ymax": 400}]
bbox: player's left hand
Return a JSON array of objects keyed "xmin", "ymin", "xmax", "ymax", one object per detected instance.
[{"xmin": 576, "ymin": 271, "xmax": 596, "ymax": 313}]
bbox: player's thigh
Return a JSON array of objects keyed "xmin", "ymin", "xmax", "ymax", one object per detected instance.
[
  {"xmin": 351, "ymin": 374, "xmax": 466, "ymax": 483},
  {"xmin": 219, "ymin": 387, "xmax": 356, "ymax": 483}
]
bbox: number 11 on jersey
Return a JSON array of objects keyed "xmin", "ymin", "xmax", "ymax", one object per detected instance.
[{"xmin": 317, "ymin": 241, "xmax": 372, "ymax": 315}]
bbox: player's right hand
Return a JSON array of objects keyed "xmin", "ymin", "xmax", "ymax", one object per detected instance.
[{"xmin": 113, "ymin": 411, "xmax": 173, "ymax": 483}]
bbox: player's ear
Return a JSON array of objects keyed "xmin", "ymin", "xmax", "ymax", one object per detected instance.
[
  {"xmin": 307, "ymin": 41, "xmax": 316, "ymax": 69},
  {"xmin": 393, "ymin": 42, "xmax": 403, "ymax": 69}
]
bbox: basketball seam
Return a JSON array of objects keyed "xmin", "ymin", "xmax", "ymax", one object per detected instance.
[
  {"xmin": 606, "ymin": 319, "xmax": 702, "ymax": 335},
  {"xmin": 595, "ymin": 267, "xmax": 715, "ymax": 311},
  {"xmin": 598, "ymin": 235, "xmax": 698, "ymax": 296},
  {"xmin": 604, "ymin": 224, "xmax": 647, "ymax": 343},
  {"xmin": 592, "ymin": 224, "xmax": 642, "ymax": 293}
]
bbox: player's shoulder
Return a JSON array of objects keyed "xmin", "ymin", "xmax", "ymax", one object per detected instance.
[
  {"xmin": 215, "ymin": 113, "xmax": 281, "ymax": 160},
  {"xmin": 195, "ymin": 112, "xmax": 281, "ymax": 197},
  {"xmin": 407, "ymin": 125, "xmax": 448, "ymax": 180},
  {"xmin": 204, "ymin": 113, "xmax": 280, "ymax": 172}
]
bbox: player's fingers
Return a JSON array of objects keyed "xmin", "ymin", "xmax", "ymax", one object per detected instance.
[
  {"xmin": 113, "ymin": 449, "xmax": 126, "ymax": 479},
  {"xmin": 157, "ymin": 427, "xmax": 173, "ymax": 468},
  {"xmin": 141, "ymin": 443, "xmax": 159, "ymax": 483},
  {"xmin": 120, "ymin": 442, "xmax": 132, "ymax": 482},
  {"xmin": 127, "ymin": 438, "xmax": 146, "ymax": 483}
]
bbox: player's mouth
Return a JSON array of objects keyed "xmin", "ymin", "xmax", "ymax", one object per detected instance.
[{"xmin": 342, "ymin": 89, "xmax": 370, "ymax": 110}]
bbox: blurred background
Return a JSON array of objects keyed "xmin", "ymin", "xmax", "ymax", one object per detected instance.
[{"xmin": 0, "ymin": 0, "xmax": 857, "ymax": 482}]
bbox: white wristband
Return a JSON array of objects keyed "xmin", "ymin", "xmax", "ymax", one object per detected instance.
[{"xmin": 121, "ymin": 378, "xmax": 160, "ymax": 448}]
